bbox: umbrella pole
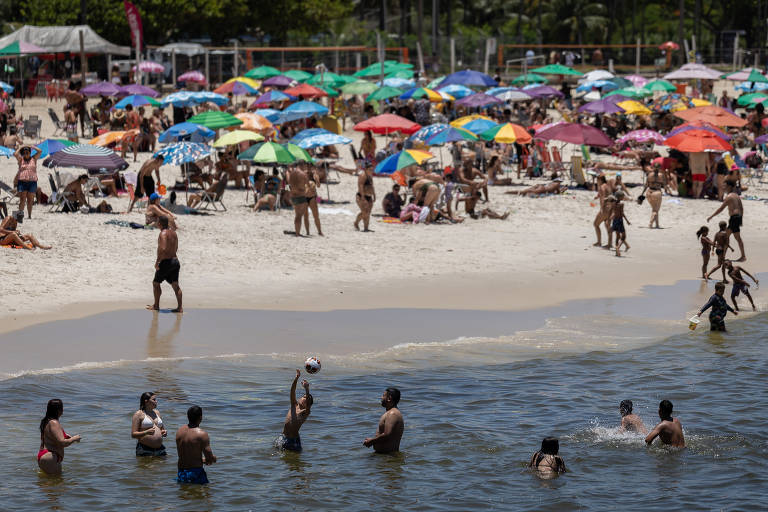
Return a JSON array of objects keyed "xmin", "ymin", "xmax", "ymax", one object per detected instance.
[{"xmin": 324, "ymin": 161, "xmax": 331, "ymax": 200}]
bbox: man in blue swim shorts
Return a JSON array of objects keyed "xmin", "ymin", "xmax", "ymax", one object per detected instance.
[
  {"xmin": 277, "ymin": 369, "xmax": 313, "ymax": 452},
  {"xmin": 176, "ymin": 405, "xmax": 216, "ymax": 484}
]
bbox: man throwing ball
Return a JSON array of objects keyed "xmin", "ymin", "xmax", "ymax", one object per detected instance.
[
  {"xmin": 363, "ymin": 388, "xmax": 404, "ymax": 454},
  {"xmin": 278, "ymin": 369, "xmax": 313, "ymax": 452}
]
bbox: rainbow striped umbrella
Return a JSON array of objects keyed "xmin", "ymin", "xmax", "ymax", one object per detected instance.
[
  {"xmin": 237, "ymin": 142, "xmax": 296, "ymax": 164},
  {"xmin": 375, "ymin": 149, "xmax": 434, "ymax": 174},
  {"xmin": 400, "ymin": 87, "xmax": 451, "ymax": 102},
  {"xmin": 479, "ymin": 123, "xmax": 532, "ymax": 144}
]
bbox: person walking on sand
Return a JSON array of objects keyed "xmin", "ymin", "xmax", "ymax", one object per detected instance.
[
  {"xmin": 593, "ymin": 175, "xmax": 611, "ymax": 247},
  {"xmin": 363, "ymin": 388, "xmax": 404, "ymax": 454},
  {"xmin": 706, "ymin": 222, "xmax": 734, "ymax": 282},
  {"xmin": 611, "ymin": 191, "xmax": 630, "ymax": 257},
  {"xmin": 277, "ymin": 369, "xmax": 313, "ymax": 452},
  {"xmin": 354, "ymin": 165, "xmax": 375, "ymax": 232},
  {"xmin": 37, "ymin": 399, "xmax": 81, "ymax": 475},
  {"xmin": 147, "ymin": 216, "xmax": 182, "ymax": 313},
  {"xmin": 14, "ymin": 145, "xmax": 39, "ymax": 220},
  {"xmin": 618, "ymin": 399, "xmax": 648, "ymax": 434},
  {"xmin": 696, "ymin": 226, "xmax": 715, "ymax": 280},
  {"xmin": 707, "ymin": 179, "xmax": 745, "ymax": 262},
  {"xmin": 645, "ymin": 400, "xmax": 685, "ymax": 448},
  {"xmin": 725, "ymin": 260, "xmax": 758, "ymax": 311},
  {"xmin": 176, "ymin": 406, "xmax": 216, "ymax": 484},
  {"xmin": 639, "ymin": 163, "xmax": 666, "ymax": 229},
  {"xmin": 697, "ymin": 282, "xmax": 737, "ymax": 331}
]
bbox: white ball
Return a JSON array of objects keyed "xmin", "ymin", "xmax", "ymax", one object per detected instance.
[{"xmin": 304, "ymin": 357, "xmax": 321, "ymax": 374}]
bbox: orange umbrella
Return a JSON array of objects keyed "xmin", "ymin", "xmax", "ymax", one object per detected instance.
[
  {"xmin": 234, "ymin": 112, "xmax": 272, "ymax": 133},
  {"xmin": 89, "ymin": 130, "xmax": 138, "ymax": 146},
  {"xmin": 283, "ymin": 83, "xmax": 327, "ymax": 98},
  {"xmin": 674, "ymin": 106, "xmax": 747, "ymax": 127},
  {"xmin": 665, "ymin": 129, "xmax": 732, "ymax": 152}
]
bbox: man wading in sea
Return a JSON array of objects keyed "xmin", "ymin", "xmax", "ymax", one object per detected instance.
[
  {"xmin": 645, "ymin": 400, "xmax": 685, "ymax": 448},
  {"xmin": 618, "ymin": 400, "xmax": 648, "ymax": 434},
  {"xmin": 363, "ymin": 388, "xmax": 404, "ymax": 454},
  {"xmin": 147, "ymin": 216, "xmax": 182, "ymax": 313},
  {"xmin": 277, "ymin": 369, "xmax": 313, "ymax": 452},
  {"xmin": 176, "ymin": 406, "xmax": 216, "ymax": 484}
]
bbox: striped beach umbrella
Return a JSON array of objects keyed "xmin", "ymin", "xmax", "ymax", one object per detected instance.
[
  {"xmin": 213, "ymin": 130, "xmax": 264, "ymax": 147},
  {"xmin": 617, "ymin": 129, "xmax": 665, "ymax": 145},
  {"xmin": 214, "ymin": 81, "xmax": 258, "ymax": 95},
  {"xmin": 237, "ymin": 141, "xmax": 296, "ymax": 164},
  {"xmin": 375, "ymin": 150, "xmax": 434, "ymax": 174},
  {"xmin": 424, "ymin": 126, "xmax": 478, "ymax": 145},
  {"xmin": 42, "ymin": 144, "xmax": 128, "ymax": 171},
  {"xmin": 187, "ymin": 111, "xmax": 243, "ymax": 129},
  {"xmin": 153, "ymin": 142, "xmax": 212, "ymax": 165},
  {"xmin": 178, "ymin": 70, "xmax": 206, "ymax": 84},
  {"xmin": 113, "ymin": 95, "xmax": 161, "ymax": 109},
  {"xmin": 479, "ymin": 123, "xmax": 532, "ymax": 144},
  {"xmin": 399, "ymin": 87, "xmax": 448, "ymax": 102}
]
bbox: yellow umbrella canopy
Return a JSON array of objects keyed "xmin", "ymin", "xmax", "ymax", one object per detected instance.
[
  {"xmin": 617, "ymin": 100, "xmax": 652, "ymax": 115},
  {"xmin": 212, "ymin": 129, "xmax": 265, "ymax": 147}
]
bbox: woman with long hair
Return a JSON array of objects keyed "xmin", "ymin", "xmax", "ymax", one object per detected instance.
[
  {"xmin": 131, "ymin": 392, "xmax": 168, "ymax": 456},
  {"xmin": 38, "ymin": 399, "xmax": 81, "ymax": 475}
]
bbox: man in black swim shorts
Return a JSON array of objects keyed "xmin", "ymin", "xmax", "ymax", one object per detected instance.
[
  {"xmin": 707, "ymin": 179, "xmax": 745, "ymax": 262},
  {"xmin": 147, "ymin": 216, "xmax": 182, "ymax": 313}
]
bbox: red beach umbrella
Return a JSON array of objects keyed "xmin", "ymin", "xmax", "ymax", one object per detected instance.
[
  {"xmin": 283, "ymin": 83, "xmax": 327, "ymax": 99},
  {"xmin": 674, "ymin": 106, "xmax": 747, "ymax": 127},
  {"xmin": 664, "ymin": 130, "xmax": 732, "ymax": 152},
  {"xmin": 353, "ymin": 113, "xmax": 421, "ymax": 135},
  {"xmin": 535, "ymin": 122, "xmax": 613, "ymax": 147}
]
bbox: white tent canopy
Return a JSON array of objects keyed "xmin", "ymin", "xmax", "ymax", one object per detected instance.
[
  {"xmin": 0, "ymin": 25, "xmax": 130, "ymax": 55},
  {"xmin": 155, "ymin": 42, "xmax": 206, "ymax": 57}
]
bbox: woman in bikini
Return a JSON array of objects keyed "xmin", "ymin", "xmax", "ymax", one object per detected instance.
[
  {"xmin": 131, "ymin": 392, "xmax": 168, "ymax": 456},
  {"xmin": 411, "ymin": 178, "xmax": 441, "ymax": 223},
  {"xmin": 528, "ymin": 437, "xmax": 567, "ymax": 478},
  {"xmin": 360, "ymin": 130, "xmax": 376, "ymax": 170},
  {"xmin": 304, "ymin": 166, "xmax": 323, "ymax": 236},
  {"xmin": 38, "ymin": 399, "xmax": 81, "ymax": 475},
  {"xmin": 1, "ymin": 213, "xmax": 52, "ymax": 249},
  {"xmin": 639, "ymin": 162, "xmax": 666, "ymax": 229},
  {"xmin": 696, "ymin": 226, "xmax": 715, "ymax": 280},
  {"xmin": 354, "ymin": 166, "xmax": 376, "ymax": 231},
  {"xmin": 486, "ymin": 155, "xmax": 514, "ymax": 186}
]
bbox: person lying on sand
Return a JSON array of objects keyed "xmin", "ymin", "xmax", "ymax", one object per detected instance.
[
  {"xmin": 505, "ymin": 180, "xmax": 567, "ymax": 196},
  {"xmin": 458, "ymin": 189, "xmax": 509, "ymax": 220},
  {"xmin": 0, "ymin": 212, "xmax": 52, "ymax": 249}
]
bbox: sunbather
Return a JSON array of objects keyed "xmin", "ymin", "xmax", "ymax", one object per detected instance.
[
  {"xmin": 145, "ymin": 193, "xmax": 177, "ymax": 230},
  {"xmin": 0, "ymin": 212, "xmax": 52, "ymax": 249},
  {"xmin": 187, "ymin": 177, "xmax": 222, "ymax": 209},
  {"xmin": 506, "ymin": 180, "xmax": 567, "ymax": 196}
]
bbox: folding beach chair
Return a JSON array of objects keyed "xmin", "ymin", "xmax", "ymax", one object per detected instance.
[
  {"xmin": 0, "ymin": 178, "xmax": 19, "ymax": 206},
  {"xmin": 23, "ymin": 118, "xmax": 42, "ymax": 141},
  {"xmin": 550, "ymin": 146, "xmax": 572, "ymax": 178},
  {"xmin": 47, "ymin": 173, "xmax": 75, "ymax": 212},
  {"xmin": 48, "ymin": 108, "xmax": 67, "ymax": 137},
  {"xmin": 198, "ymin": 176, "xmax": 227, "ymax": 211}
]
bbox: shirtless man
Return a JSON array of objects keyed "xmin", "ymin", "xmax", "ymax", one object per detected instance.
[
  {"xmin": 128, "ymin": 155, "xmax": 164, "ymax": 212},
  {"xmin": 608, "ymin": 172, "xmax": 631, "ymax": 198},
  {"xmin": 707, "ymin": 179, "xmax": 745, "ymax": 262},
  {"xmin": 593, "ymin": 174, "xmax": 611, "ymax": 247},
  {"xmin": 705, "ymin": 221, "xmax": 733, "ymax": 282},
  {"xmin": 287, "ymin": 165, "xmax": 310, "ymax": 236},
  {"xmin": 176, "ymin": 405, "xmax": 216, "ymax": 484},
  {"xmin": 725, "ymin": 260, "xmax": 758, "ymax": 311},
  {"xmin": 278, "ymin": 369, "xmax": 313, "ymax": 452},
  {"xmin": 363, "ymin": 388, "xmax": 404, "ymax": 454},
  {"xmin": 63, "ymin": 84, "xmax": 86, "ymax": 136},
  {"xmin": 645, "ymin": 400, "xmax": 685, "ymax": 448},
  {"xmin": 147, "ymin": 216, "xmax": 182, "ymax": 313},
  {"xmin": 458, "ymin": 161, "xmax": 488, "ymax": 201},
  {"xmin": 618, "ymin": 400, "xmax": 648, "ymax": 434}
]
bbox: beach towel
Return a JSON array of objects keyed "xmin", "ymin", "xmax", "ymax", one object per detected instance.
[
  {"xmin": 317, "ymin": 207, "xmax": 354, "ymax": 216},
  {"xmin": 105, "ymin": 219, "xmax": 153, "ymax": 229},
  {"xmin": 380, "ymin": 217, "xmax": 403, "ymax": 224}
]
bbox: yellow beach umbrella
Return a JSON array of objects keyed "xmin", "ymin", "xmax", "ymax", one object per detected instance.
[
  {"xmin": 213, "ymin": 129, "xmax": 264, "ymax": 147},
  {"xmin": 226, "ymin": 76, "xmax": 261, "ymax": 89},
  {"xmin": 617, "ymin": 100, "xmax": 652, "ymax": 115},
  {"xmin": 691, "ymin": 98, "xmax": 712, "ymax": 107},
  {"xmin": 450, "ymin": 114, "xmax": 494, "ymax": 128},
  {"xmin": 89, "ymin": 130, "xmax": 138, "ymax": 146}
]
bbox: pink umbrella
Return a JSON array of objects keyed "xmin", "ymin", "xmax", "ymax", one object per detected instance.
[
  {"xmin": 178, "ymin": 71, "xmax": 207, "ymax": 84},
  {"xmin": 617, "ymin": 129, "xmax": 665, "ymax": 145},
  {"xmin": 536, "ymin": 122, "xmax": 613, "ymax": 147},
  {"xmin": 624, "ymin": 74, "xmax": 649, "ymax": 87},
  {"xmin": 132, "ymin": 61, "xmax": 165, "ymax": 74}
]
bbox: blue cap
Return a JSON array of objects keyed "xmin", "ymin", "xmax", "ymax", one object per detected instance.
[{"xmin": 149, "ymin": 192, "xmax": 161, "ymax": 200}]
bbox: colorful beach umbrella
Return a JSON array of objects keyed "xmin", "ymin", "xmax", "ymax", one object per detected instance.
[
  {"xmin": 479, "ymin": 123, "xmax": 532, "ymax": 144},
  {"xmin": 81, "ymin": 81, "xmax": 122, "ymax": 97},
  {"xmin": 34, "ymin": 139, "xmax": 76, "ymax": 158},
  {"xmin": 648, "ymin": 94, "xmax": 696, "ymax": 112},
  {"xmin": 674, "ymin": 106, "xmax": 747, "ymax": 127},
  {"xmin": 737, "ymin": 92, "xmax": 768, "ymax": 106},
  {"xmin": 409, "ymin": 123, "xmax": 451, "ymax": 142},
  {"xmin": 234, "ymin": 113, "xmax": 273, "ymax": 132},
  {"xmin": 643, "ymin": 79, "xmax": 676, "ymax": 92},
  {"xmin": 354, "ymin": 113, "xmax": 421, "ymax": 135},
  {"xmin": 617, "ymin": 100, "xmax": 652, "ymax": 115},
  {"xmin": 723, "ymin": 68, "xmax": 764, "ymax": 81},
  {"xmin": 213, "ymin": 130, "xmax": 264, "ymax": 147},
  {"xmin": 250, "ymin": 90, "xmax": 294, "ymax": 107},
  {"xmin": 399, "ymin": 87, "xmax": 446, "ymax": 102},
  {"xmin": 187, "ymin": 111, "xmax": 244, "ymax": 130},
  {"xmin": 42, "ymin": 144, "xmax": 128, "ymax": 171},
  {"xmin": 225, "ymin": 77, "xmax": 261, "ymax": 89},
  {"xmin": 511, "ymin": 73, "xmax": 547, "ymax": 85},
  {"xmin": 439, "ymin": 69, "xmax": 498, "ymax": 87},
  {"xmin": 536, "ymin": 122, "xmax": 613, "ymax": 147},
  {"xmin": 291, "ymin": 128, "xmax": 352, "ymax": 149},
  {"xmin": 237, "ymin": 141, "xmax": 296, "ymax": 164},
  {"xmin": 668, "ymin": 121, "xmax": 731, "ymax": 140},
  {"xmin": 113, "ymin": 95, "xmax": 161, "ymax": 109},
  {"xmin": 451, "ymin": 114, "xmax": 495, "ymax": 128},
  {"xmin": 436, "ymin": 84, "xmax": 473, "ymax": 98},
  {"xmin": 617, "ymin": 130, "xmax": 665, "ymax": 145},
  {"xmin": 375, "ymin": 150, "xmax": 434, "ymax": 174},
  {"xmin": 426, "ymin": 76, "xmax": 446, "ymax": 89},
  {"xmin": 245, "ymin": 66, "xmax": 281, "ymax": 79},
  {"xmin": 366, "ymin": 86, "xmax": 405, "ymax": 102},
  {"xmin": 341, "ymin": 80, "xmax": 378, "ymax": 96},
  {"xmin": 424, "ymin": 126, "xmax": 478, "ymax": 146},
  {"xmin": 118, "ymin": 84, "xmax": 159, "ymax": 98},
  {"xmin": 665, "ymin": 130, "xmax": 732, "ymax": 152},
  {"xmin": 214, "ymin": 80, "xmax": 258, "ymax": 95},
  {"xmin": 178, "ymin": 70, "xmax": 206, "ymax": 84},
  {"xmin": 153, "ymin": 142, "xmax": 212, "ymax": 165},
  {"xmin": 262, "ymin": 75, "xmax": 297, "ymax": 88},
  {"xmin": 158, "ymin": 122, "xmax": 215, "ymax": 143}
]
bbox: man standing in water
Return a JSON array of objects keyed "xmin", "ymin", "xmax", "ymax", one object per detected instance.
[
  {"xmin": 176, "ymin": 405, "xmax": 216, "ymax": 484},
  {"xmin": 618, "ymin": 399, "xmax": 648, "ymax": 434},
  {"xmin": 147, "ymin": 216, "xmax": 182, "ymax": 313},
  {"xmin": 645, "ymin": 400, "xmax": 685, "ymax": 448},
  {"xmin": 363, "ymin": 388, "xmax": 404, "ymax": 454},
  {"xmin": 707, "ymin": 179, "xmax": 746, "ymax": 262},
  {"xmin": 278, "ymin": 369, "xmax": 313, "ymax": 452}
]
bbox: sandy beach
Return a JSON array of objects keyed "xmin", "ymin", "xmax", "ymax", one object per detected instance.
[{"xmin": 1, "ymin": 96, "xmax": 767, "ymax": 338}]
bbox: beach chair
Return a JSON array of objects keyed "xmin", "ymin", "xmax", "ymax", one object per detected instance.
[
  {"xmin": 48, "ymin": 108, "xmax": 66, "ymax": 137},
  {"xmin": 23, "ymin": 119, "xmax": 42, "ymax": 141},
  {"xmin": 245, "ymin": 174, "xmax": 259, "ymax": 205},
  {"xmin": 47, "ymin": 173, "xmax": 75, "ymax": 212},
  {"xmin": 571, "ymin": 155, "xmax": 586, "ymax": 187},
  {"xmin": 0, "ymin": 179, "xmax": 19, "ymax": 205},
  {"xmin": 550, "ymin": 146, "xmax": 571, "ymax": 178},
  {"xmin": 198, "ymin": 177, "xmax": 227, "ymax": 211}
]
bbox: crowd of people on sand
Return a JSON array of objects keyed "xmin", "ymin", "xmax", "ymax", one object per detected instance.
[{"xmin": 36, "ymin": 369, "xmax": 687, "ymax": 483}]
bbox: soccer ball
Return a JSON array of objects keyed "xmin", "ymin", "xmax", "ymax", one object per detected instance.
[{"xmin": 304, "ymin": 357, "xmax": 321, "ymax": 374}]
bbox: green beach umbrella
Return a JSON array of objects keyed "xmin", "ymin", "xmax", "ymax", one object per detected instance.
[
  {"xmin": 387, "ymin": 69, "xmax": 415, "ymax": 80},
  {"xmin": 244, "ymin": 65, "xmax": 281, "ymax": 79},
  {"xmin": 531, "ymin": 63, "xmax": 582, "ymax": 76},
  {"xmin": 604, "ymin": 86, "xmax": 652, "ymax": 98},
  {"xmin": 737, "ymin": 92, "xmax": 768, "ymax": 106},
  {"xmin": 426, "ymin": 75, "xmax": 446, "ymax": 89},
  {"xmin": 283, "ymin": 143, "xmax": 315, "ymax": 163},
  {"xmin": 317, "ymin": 84, "xmax": 340, "ymax": 97},
  {"xmin": 187, "ymin": 111, "xmax": 243, "ymax": 130},
  {"xmin": 341, "ymin": 80, "xmax": 378, "ymax": 96},
  {"xmin": 212, "ymin": 129, "xmax": 264, "ymax": 147},
  {"xmin": 510, "ymin": 73, "xmax": 547, "ymax": 85},
  {"xmin": 366, "ymin": 86, "xmax": 404, "ymax": 102},
  {"xmin": 643, "ymin": 79, "xmax": 676, "ymax": 92},
  {"xmin": 307, "ymin": 72, "xmax": 345, "ymax": 87},
  {"xmin": 746, "ymin": 68, "xmax": 768, "ymax": 84},
  {"xmin": 284, "ymin": 69, "xmax": 312, "ymax": 82},
  {"xmin": 334, "ymin": 75, "xmax": 359, "ymax": 85},
  {"xmin": 354, "ymin": 60, "xmax": 411, "ymax": 78},
  {"xmin": 237, "ymin": 141, "xmax": 296, "ymax": 164}
]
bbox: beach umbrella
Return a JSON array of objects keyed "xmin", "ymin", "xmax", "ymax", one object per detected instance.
[
  {"xmin": 160, "ymin": 91, "xmax": 196, "ymax": 107},
  {"xmin": 648, "ymin": 93, "xmax": 695, "ymax": 112},
  {"xmin": 113, "ymin": 94, "xmax": 161, "ymax": 109},
  {"xmin": 426, "ymin": 76, "xmax": 446, "ymax": 88},
  {"xmin": 617, "ymin": 130, "xmax": 665, "ymax": 145},
  {"xmin": 81, "ymin": 81, "xmax": 122, "ymax": 97},
  {"xmin": 492, "ymin": 89, "xmax": 532, "ymax": 102},
  {"xmin": 34, "ymin": 139, "xmax": 76, "ymax": 158},
  {"xmin": 525, "ymin": 85, "xmax": 565, "ymax": 98},
  {"xmin": 723, "ymin": 68, "xmax": 764, "ymax": 81},
  {"xmin": 667, "ymin": 121, "xmax": 731, "ymax": 140},
  {"xmin": 354, "ymin": 61, "xmax": 412, "ymax": 78},
  {"xmin": 399, "ymin": 87, "xmax": 446, "ymax": 102},
  {"xmin": 250, "ymin": 90, "xmax": 294, "ymax": 107},
  {"xmin": 153, "ymin": 142, "xmax": 212, "ymax": 165},
  {"xmin": 409, "ymin": 123, "xmax": 451, "ymax": 142},
  {"xmin": 132, "ymin": 61, "xmax": 164, "ymax": 74},
  {"xmin": 237, "ymin": 141, "xmax": 296, "ymax": 164},
  {"xmin": 664, "ymin": 63, "xmax": 721, "ymax": 80},
  {"xmin": 665, "ymin": 130, "xmax": 732, "ymax": 152},
  {"xmin": 213, "ymin": 130, "xmax": 265, "ymax": 147},
  {"xmin": 316, "ymin": 84, "xmax": 339, "ymax": 98},
  {"xmin": 335, "ymin": 75, "xmax": 360, "ymax": 85},
  {"xmin": 89, "ymin": 130, "xmax": 137, "ymax": 147},
  {"xmin": 511, "ymin": 73, "xmax": 547, "ymax": 85},
  {"xmin": 306, "ymin": 72, "xmax": 345, "ymax": 88},
  {"xmin": 283, "ymin": 83, "xmax": 327, "ymax": 98},
  {"xmin": 290, "ymin": 128, "xmax": 352, "ymax": 149},
  {"xmin": 158, "ymin": 122, "xmax": 215, "ymax": 143},
  {"xmin": 0, "ymin": 145, "xmax": 14, "ymax": 157},
  {"xmin": 366, "ymin": 86, "xmax": 405, "ymax": 102},
  {"xmin": 624, "ymin": 74, "xmax": 649, "ymax": 87},
  {"xmin": 455, "ymin": 93, "xmax": 503, "ymax": 108},
  {"xmin": 118, "ymin": 84, "xmax": 159, "ymax": 97},
  {"xmin": 580, "ymin": 70, "xmax": 615, "ymax": 82},
  {"xmin": 374, "ymin": 149, "xmax": 434, "ymax": 174},
  {"xmin": 531, "ymin": 64, "xmax": 582, "ymax": 76},
  {"xmin": 691, "ymin": 98, "xmax": 712, "ymax": 107},
  {"xmin": 674, "ymin": 106, "xmax": 747, "ymax": 127},
  {"xmin": 43, "ymin": 144, "xmax": 128, "ymax": 171},
  {"xmin": 251, "ymin": 108, "xmax": 281, "ymax": 122},
  {"xmin": 234, "ymin": 113, "xmax": 273, "ymax": 132},
  {"xmin": 178, "ymin": 70, "xmax": 206, "ymax": 84},
  {"xmin": 225, "ymin": 77, "xmax": 261, "ymax": 89},
  {"xmin": 423, "ymin": 126, "xmax": 478, "ymax": 146},
  {"xmin": 341, "ymin": 80, "xmax": 378, "ymax": 96},
  {"xmin": 436, "ymin": 84, "xmax": 473, "ymax": 98},
  {"xmin": 283, "ymin": 143, "xmax": 315, "ymax": 163},
  {"xmin": 577, "ymin": 99, "xmax": 623, "ymax": 114},
  {"xmin": 617, "ymin": 100, "xmax": 652, "ymax": 115},
  {"xmin": 644, "ymin": 79, "xmax": 677, "ymax": 92},
  {"xmin": 536, "ymin": 122, "xmax": 613, "ymax": 147},
  {"xmin": 262, "ymin": 75, "xmax": 297, "ymax": 88},
  {"xmin": 450, "ymin": 114, "xmax": 495, "ymax": 129},
  {"xmin": 245, "ymin": 66, "xmax": 281, "ymax": 79},
  {"xmin": 604, "ymin": 86, "xmax": 652, "ymax": 99},
  {"xmin": 0, "ymin": 41, "xmax": 46, "ymax": 55},
  {"xmin": 575, "ymin": 80, "xmax": 619, "ymax": 92},
  {"xmin": 188, "ymin": 91, "xmax": 229, "ymax": 106},
  {"xmin": 354, "ymin": 113, "xmax": 421, "ymax": 135},
  {"xmin": 479, "ymin": 123, "xmax": 532, "ymax": 144},
  {"xmin": 386, "ymin": 69, "xmax": 415, "ymax": 80},
  {"xmin": 283, "ymin": 100, "xmax": 329, "ymax": 118},
  {"xmin": 744, "ymin": 69, "xmax": 768, "ymax": 84},
  {"xmin": 378, "ymin": 77, "xmax": 415, "ymax": 88},
  {"xmin": 187, "ymin": 111, "xmax": 243, "ymax": 129},
  {"xmin": 439, "ymin": 69, "xmax": 498, "ymax": 87},
  {"xmin": 460, "ymin": 118, "xmax": 499, "ymax": 134},
  {"xmin": 736, "ymin": 92, "xmax": 768, "ymax": 106},
  {"xmin": 283, "ymin": 69, "xmax": 312, "ymax": 82},
  {"xmin": 607, "ymin": 77, "xmax": 633, "ymax": 89},
  {"xmin": 0, "ymin": 81, "xmax": 14, "ymax": 93},
  {"xmin": 214, "ymin": 80, "xmax": 258, "ymax": 95}
]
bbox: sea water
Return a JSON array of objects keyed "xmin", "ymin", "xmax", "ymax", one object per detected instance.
[{"xmin": 1, "ymin": 281, "xmax": 767, "ymax": 511}]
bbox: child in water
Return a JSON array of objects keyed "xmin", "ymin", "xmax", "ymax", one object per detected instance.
[
  {"xmin": 697, "ymin": 282, "xmax": 738, "ymax": 331},
  {"xmin": 724, "ymin": 260, "xmax": 759, "ymax": 311},
  {"xmin": 696, "ymin": 226, "xmax": 715, "ymax": 280}
]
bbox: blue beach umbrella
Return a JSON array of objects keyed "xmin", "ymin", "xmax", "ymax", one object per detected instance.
[
  {"xmin": 375, "ymin": 149, "xmax": 435, "ymax": 174},
  {"xmin": 439, "ymin": 69, "xmax": 497, "ymax": 87},
  {"xmin": 0, "ymin": 81, "xmax": 14, "ymax": 93},
  {"xmin": 160, "ymin": 91, "xmax": 197, "ymax": 107},
  {"xmin": 290, "ymin": 128, "xmax": 352, "ymax": 149},
  {"xmin": 409, "ymin": 123, "xmax": 451, "ymax": 142},
  {"xmin": 153, "ymin": 142, "xmax": 212, "ymax": 165},
  {"xmin": 158, "ymin": 122, "xmax": 215, "ymax": 143},
  {"xmin": 251, "ymin": 90, "xmax": 294, "ymax": 105},
  {"xmin": 575, "ymin": 80, "xmax": 619, "ymax": 92},
  {"xmin": 461, "ymin": 118, "xmax": 499, "ymax": 134},
  {"xmin": 437, "ymin": 84, "xmax": 473, "ymax": 98},
  {"xmin": 279, "ymin": 101, "xmax": 329, "ymax": 122},
  {"xmin": 0, "ymin": 145, "xmax": 14, "ymax": 157},
  {"xmin": 113, "ymin": 94, "xmax": 161, "ymax": 109},
  {"xmin": 188, "ymin": 91, "xmax": 229, "ymax": 106},
  {"xmin": 252, "ymin": 108, "xmax": 282, "ymax": 122},
  {"xmin": 424, "ymin": 126, "xmax": 478, "ymax": 146},
  {"xmin": 34, "ymin": 139, "xmax": 76, "ymax": 158}
]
